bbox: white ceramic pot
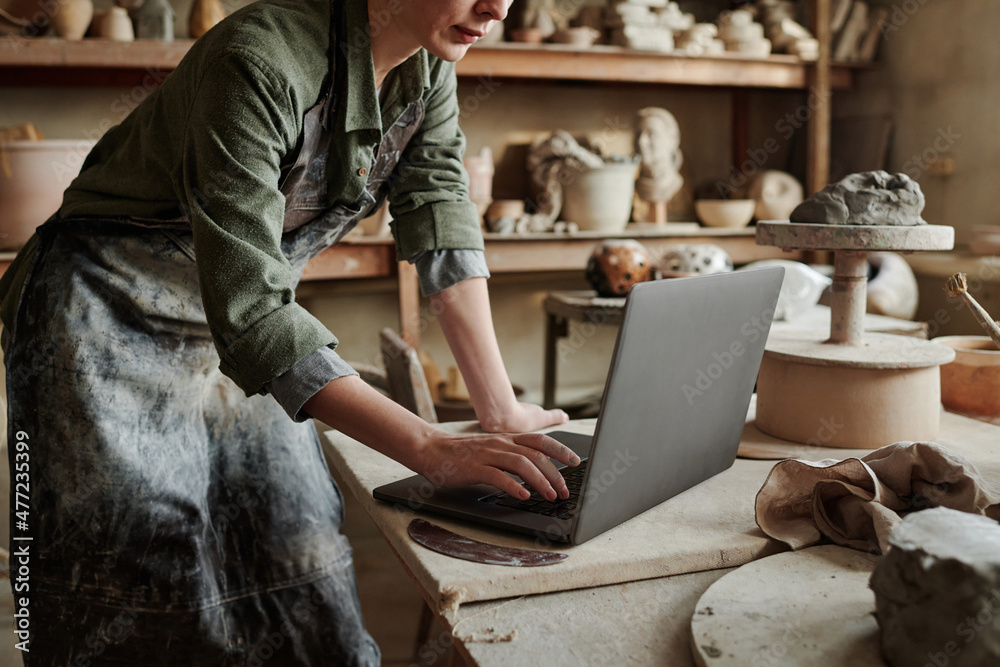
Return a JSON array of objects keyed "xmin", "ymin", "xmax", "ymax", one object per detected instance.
[
  {"xmin": 561, "ymin": 162, "xmax": 638, "ymax": 233},
  {"xmin": 0, "ymin": 139, "xmax": 96, "ymax": 249}
]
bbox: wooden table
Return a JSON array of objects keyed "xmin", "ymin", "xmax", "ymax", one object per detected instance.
[
  {"xmin": 321, "ymin": 405, "xmax": 1000, "ymax": 666},
  {"xmin": 542, "ymin": 293, "xmax": 929, "ymax": 409}
]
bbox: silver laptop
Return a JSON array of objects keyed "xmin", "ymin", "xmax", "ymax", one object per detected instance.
[{"xmin": 374, "ymin": 267, "xmax": 783, "ymax": 545}]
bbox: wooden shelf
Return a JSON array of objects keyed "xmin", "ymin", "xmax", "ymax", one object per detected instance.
[
  {"xmin": 461, "ymin": 44, "xmax": 855, "ymax": 89},
  {"xmin": 0, "ymin": 38, "xmax": 855, "ymax": 90}
]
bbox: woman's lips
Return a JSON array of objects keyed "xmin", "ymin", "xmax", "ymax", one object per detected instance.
[{"xmin": 454, "ymin": 25, "xmax": 485, "ymax": 44}]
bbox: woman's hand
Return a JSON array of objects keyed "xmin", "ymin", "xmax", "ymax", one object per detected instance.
[
  {"xmin": 304, "ymin": 375, "xmax": 579, "ymax": 500},
  {"xmin": 414, "ymin": 430, "xmax": 580, "ymax": 501},
  {"xmin": 429, "ymin": 277, "xmax": 570, "ymax": 435},
  {"xmin": 476, "ymin": 402, "xmax": 569, "ymax": 434}
]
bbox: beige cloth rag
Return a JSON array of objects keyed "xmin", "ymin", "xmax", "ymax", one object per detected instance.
[{"xmin": 755, "ymin": 441, "xmax": 1000, "ymax": 553}]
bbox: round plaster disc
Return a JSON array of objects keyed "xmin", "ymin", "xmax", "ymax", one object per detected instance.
[
  {"xmin": 756, "ymin": 220, "xmax": 954, "ymax": 252},
  {"xmin": 690, "ymin": 545, "xmax": 884, "ymax": 667},
  {"xmin": 764, "ymin": 330, "xmax": 956, "ymax": 369}
]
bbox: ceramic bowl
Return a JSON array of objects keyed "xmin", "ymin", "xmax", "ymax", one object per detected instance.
[
  {"xmin": 485, "ymin": 199, "xmax": 525, "ymax": 224},
  {"xmin": 0, "ymin": 139, "xmax": 96, "ymax": 249},
  {"xmin": 550, "ymin": 27, "xmax": 600, "ymax": 48},
  {"xmin": 508, "ymin": 28, "xmax": 543, "ymax": 44},
  {"xmin": 695, "ymin": 199, "xmax": 756, "ymax": 228},
  {"xmin": 934, "ymin": 335, "xmax": 1000, "ymax": 417},
  {"xmin": 969, "ymin": 225, "xmax": 1000, "ymax": 257}
]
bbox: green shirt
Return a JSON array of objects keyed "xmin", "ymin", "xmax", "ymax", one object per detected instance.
[{"xmin": 0, "ymin": 0, "xmax": 484, "ymax": 396}]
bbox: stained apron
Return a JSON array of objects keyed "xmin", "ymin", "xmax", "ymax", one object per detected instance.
[{"xmin": 4, "ymin": 68, "xmax": 425, "ymax": 666}]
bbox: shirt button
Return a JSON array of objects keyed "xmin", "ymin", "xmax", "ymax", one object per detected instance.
[
  {"xmin": 358, "ymin": 167, "xmax": 368, "ymax": 176},
  {"xmin": 370, "ymin": 129, "xmax": 379, "ymax": 139}
]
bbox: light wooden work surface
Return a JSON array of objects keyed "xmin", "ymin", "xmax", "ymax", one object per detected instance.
[
  {"xmin": 321, "ymin": 406, "xmax": 1000, "ymax": 666},
  {"xmin": 324, "ymin": 404, "xmax": 1000, "ymax": 665}
]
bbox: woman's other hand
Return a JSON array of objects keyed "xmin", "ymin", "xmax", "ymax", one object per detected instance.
[{"xmin": 476, "ymin": 402, "xmax": 568, "ymax": 434}]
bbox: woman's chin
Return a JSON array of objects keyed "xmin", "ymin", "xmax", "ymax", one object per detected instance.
[{"xmin": 427, "ymin": 42, "xmax": 473, "ymax": 62}]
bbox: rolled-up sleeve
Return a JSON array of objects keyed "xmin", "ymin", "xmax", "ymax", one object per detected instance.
[
  {"xmin": 387, "ymin": 59, "xmax": 485, "ymax": 261},
  {"xmin": 176, "ymin": 49, "xmax": 336, "ymax": 397},
  {"xmin": 265, "ymin": 346, "xmax": 358, "ymax": 422},
  {"xmin": 412, "ymin": 248, "xmax": 490, "ymax": 296}
]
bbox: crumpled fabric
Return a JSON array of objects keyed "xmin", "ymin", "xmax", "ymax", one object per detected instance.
[{"xmin": 755, "ymin": 441, "xmax": 1000, "ymax": 553}]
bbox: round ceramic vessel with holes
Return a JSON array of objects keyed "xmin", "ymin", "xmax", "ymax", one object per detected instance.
[{"xmin": 658, "ymin": 243, "xmax": 734, "ymax": 278}]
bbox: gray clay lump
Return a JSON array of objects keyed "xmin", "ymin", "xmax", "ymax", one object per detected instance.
[{"xmin": 790, "ymin": 170, "xmax": 927, "ymax": 226}]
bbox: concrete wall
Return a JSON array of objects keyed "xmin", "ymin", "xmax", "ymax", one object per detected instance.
[{"xmin": 836, "ymin": 0, "xmax": 999, "ymax": 246}]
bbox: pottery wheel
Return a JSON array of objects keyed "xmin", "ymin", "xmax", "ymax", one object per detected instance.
[
  {"xmin": 753, "ymin": 220, "xmax": 955, "ymax": 448},
  {"xmin": 690, "ymin": 545, "xmax": 885, "ymax": 667}
]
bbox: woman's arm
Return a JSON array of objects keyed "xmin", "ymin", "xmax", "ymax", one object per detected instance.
[
  {"xmin": 430, "ymin": 276, "xmax": 570, "ymax": 433},
  {"xmin": 303, "ymin": 375, "xmax": 577, "ymax": 501}
]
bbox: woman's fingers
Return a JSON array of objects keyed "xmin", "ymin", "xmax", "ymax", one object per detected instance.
[
  {"xmin": 487, "ymin": 448, "xmax": 565, "ymax": 501},
  {"xmin": 427, "ymin": 432, "xmax": 581, "ymax": 501},
  {"xmin": 475, "ymin": 466, "xmax": 532, "ymax": 500},
  {"xmin": 513, "ymin": 432, "xmax": 580, "ymax": 467}
]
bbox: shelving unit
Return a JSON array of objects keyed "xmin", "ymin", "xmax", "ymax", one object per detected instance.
[
  {"xmin": 0, "ymin": 1, "xmax": 846, "ymax": 345},
  {"xmin": 0, "ymin": 38, "xmax": 856, "ymax": 88}
]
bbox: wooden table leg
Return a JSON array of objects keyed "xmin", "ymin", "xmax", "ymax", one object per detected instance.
[
  {"xmin": 543, "ymin": 313, "xmax": 568, "ymax": 409},
  {"xmin": 398, "ymin": 260, "xmax": 421, "ymax": 349}
]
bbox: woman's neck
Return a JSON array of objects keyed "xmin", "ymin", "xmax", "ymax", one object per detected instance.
[{"xmin": 367, "ymin": 0, "xmax": 420, "ymax": 88}]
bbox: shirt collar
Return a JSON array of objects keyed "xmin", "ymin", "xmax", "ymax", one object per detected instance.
[{"xmin": 336, "ymin": 0, "xmax": 431, "ymax": 134}]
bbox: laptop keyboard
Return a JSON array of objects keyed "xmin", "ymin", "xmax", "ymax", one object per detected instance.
[{"xmin": 479, "ymin": 461, "xmax": 588, "ymax": 520}]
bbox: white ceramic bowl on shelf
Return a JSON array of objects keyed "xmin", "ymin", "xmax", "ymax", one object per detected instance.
[
  {"xmin": 0, "ymin": 139, "xmax": 96, "ymax": 249},
  {"xmin": 695, "ymin": 198, "xmax": 756, "ymax": 228}
]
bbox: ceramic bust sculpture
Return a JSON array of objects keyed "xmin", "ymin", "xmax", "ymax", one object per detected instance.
[{"xmin": 635, "ymin": 107, "xmax": 684, "ymax": 224}]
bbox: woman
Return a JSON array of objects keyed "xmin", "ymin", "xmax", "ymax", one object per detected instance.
[{"xmin": 1, "ymin": 0, "xmax": 576, "ymax": 663}]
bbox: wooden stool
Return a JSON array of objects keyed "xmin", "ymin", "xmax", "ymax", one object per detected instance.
[{"xmin": 542, "ymin": 291, "xmax": 625, "ymax": 409}]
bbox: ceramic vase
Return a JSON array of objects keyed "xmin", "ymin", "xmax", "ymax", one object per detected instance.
[
  {"xmin": 189, "ymin": 0, "xmax": 226, "ymax": 39},
  {"xmin": 98, "ymin": 6, "xmax": 134, "ymax": 41},
  {"xmin": 50, "ymin": 0, "xmax": 94, "ymax": 41}
]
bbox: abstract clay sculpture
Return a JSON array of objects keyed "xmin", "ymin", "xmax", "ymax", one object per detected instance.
[
  {"xmin": 747, "ymin": 169, "xmax": 803, "ymax": 221},
  {"xmin": 870, "ymin": 508, "xmax": 1000, "ymax": 667},
  {"xmin": 520, "ymin": 130, "xmax": 602, "ymax": 233},
  {"xmin": 790, "ymin": 170, "xmax": 927, "ymax": 226},
  {"xmin": 634, "ymin": 107, "xmax": 684, "ymax": 205}
]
